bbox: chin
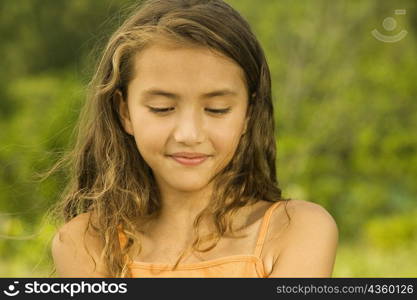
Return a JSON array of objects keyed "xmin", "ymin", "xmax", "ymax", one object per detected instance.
[{"xmin": 167, "ymin": 179, "xmax": 211, "ymax": 192}]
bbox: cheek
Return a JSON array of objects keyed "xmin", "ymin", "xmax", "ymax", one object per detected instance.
[
  {"xmin": 210, "ymin": 123, "xmax": 243, "ymax": 158},
  {"xmin": 130, "ymin": 115, "xmax": 169, "ymax": 155}
]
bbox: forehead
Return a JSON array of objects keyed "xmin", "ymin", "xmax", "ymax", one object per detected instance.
[{"xmin": 128, "ymin": 43, "xmax": 247, "ymax": 93}]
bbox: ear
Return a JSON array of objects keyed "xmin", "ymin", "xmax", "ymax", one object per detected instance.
[{"xmin": 115, "ymin": 89, "xmax": 134, "ymax": 135}]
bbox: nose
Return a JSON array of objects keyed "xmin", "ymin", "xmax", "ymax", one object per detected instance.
[{"xmin": 173, "ymin": 108, "xmax": 205, "ymax": 145}]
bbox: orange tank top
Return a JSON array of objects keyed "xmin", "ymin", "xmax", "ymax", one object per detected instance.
[{"xmin": 118, "ymin": 201, "xmax": 281, "ymax": 278}]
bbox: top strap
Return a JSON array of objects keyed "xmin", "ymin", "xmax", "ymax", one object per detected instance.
[{"xmin": 253, "ymin": 201, "xmax": 282, "ymax": 258}]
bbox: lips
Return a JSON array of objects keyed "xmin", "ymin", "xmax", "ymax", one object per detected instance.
[
  {"xmin": 170, "ymin": 152, "xmax": 209, "ymax": 158},
  {"xmin": 170, "ymin": 155, "xmax": 208, "ymax": 166}
]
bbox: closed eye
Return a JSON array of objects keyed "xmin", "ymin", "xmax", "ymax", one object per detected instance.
[
  {"xmin": 148, "ymin": 107, "xmax": 174, "ymax": 113},
  {"xmin": 147, "ymin": 107, "xmax": 231, "ymax": 115},
  {"xmin": 206, "ymin": 108, "xmax": 231, "ymax": 114}
]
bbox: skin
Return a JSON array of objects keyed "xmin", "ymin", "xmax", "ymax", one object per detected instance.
[
  {"xmin": 51, "ymin": 199, "xmax": 339, "ymax": 277},
  {"xmin": 51, "ymin": 42, "xmax": 338, "ymax": 277},
  {"xmin": 117, "ymin": 42, "xmax": 249, "ymax": 242}
]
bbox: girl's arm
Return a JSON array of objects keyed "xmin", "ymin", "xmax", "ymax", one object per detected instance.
[
  {"xmin": 267, "ymin": 200, "xmax": 339, "ymax": 277},
  {"xmin": 51, "ymin": 212, "xmax": 109, "ymax": 278}
]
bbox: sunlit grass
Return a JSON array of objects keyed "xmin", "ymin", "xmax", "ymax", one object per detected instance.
[
  {"xmin": 333, "ymin": 242, "xmax": 417, "ymax": 277},
  {"xmin": 0, "ymin": 218, "xmax": 55, "ymax": 278}
]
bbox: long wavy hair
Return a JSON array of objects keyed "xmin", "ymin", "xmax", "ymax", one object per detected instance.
[{"xmin": 44, "ymin": 0, "xmax": 291, "ymax": 277}]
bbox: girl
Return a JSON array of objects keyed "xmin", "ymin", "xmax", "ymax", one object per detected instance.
[{"xmin": 50, "ymin": 0, "xmax": 338, "ymax": 278}]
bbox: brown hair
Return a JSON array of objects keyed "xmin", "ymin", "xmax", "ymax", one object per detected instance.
[{"xmin": 44, "ymin": 0, "xmax": 290, "ymax": 277}]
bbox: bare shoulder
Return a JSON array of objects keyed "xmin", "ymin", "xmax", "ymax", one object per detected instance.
[
  {"xmin": 267, "ymin": 199, "xmax": 339, "ymax": 277},
  {"xmin": 54, "ymin": 212, "xmax": 96, "ymax": 239},
  {"xmin": 267, "ymin": 199, "xmax": 338, "ymax": 234},
  {"xmin": 283, "ymin": 199, "xmax": 339, "ymax": 247},
  {"xmin": 51, "ymin": 211, "xmax": 108, "ymax": 277},
  {"xmin": 283, "ymin": 199, "xmax": 338, "ymax": 228}
]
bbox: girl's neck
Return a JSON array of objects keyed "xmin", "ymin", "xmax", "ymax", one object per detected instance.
[{"xmin": 156, "ymin": 181, "xmax": 214, "ymax": 225}]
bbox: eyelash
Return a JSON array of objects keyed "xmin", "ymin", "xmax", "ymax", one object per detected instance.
[{"xmin": 147, "ymin": 107, "xmax": 231, "ymax": 115}]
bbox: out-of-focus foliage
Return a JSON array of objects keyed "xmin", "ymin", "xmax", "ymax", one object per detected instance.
[{"xmin": 1, "ymin": 0, "xmax": 416, "ymax": 277}]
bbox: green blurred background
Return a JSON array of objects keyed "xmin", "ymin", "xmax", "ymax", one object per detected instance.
[{"xmin": 1, "ymin": 0, "xmax": 416, "ymax": 277}]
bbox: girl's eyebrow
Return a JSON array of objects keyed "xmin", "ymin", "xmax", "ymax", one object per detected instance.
[{"xmin": 141, "ymin": 88, "xmax": 238, "ymax": 100}]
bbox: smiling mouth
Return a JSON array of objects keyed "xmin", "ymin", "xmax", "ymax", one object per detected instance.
[{"xmin": 168, "ymin": 155, "xmax": 209, "ymax": 166}]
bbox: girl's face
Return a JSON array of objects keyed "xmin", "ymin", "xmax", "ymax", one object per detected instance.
[{"xmin": 119, "ymin": 42, "xmax": 249, "ymax": 193}]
